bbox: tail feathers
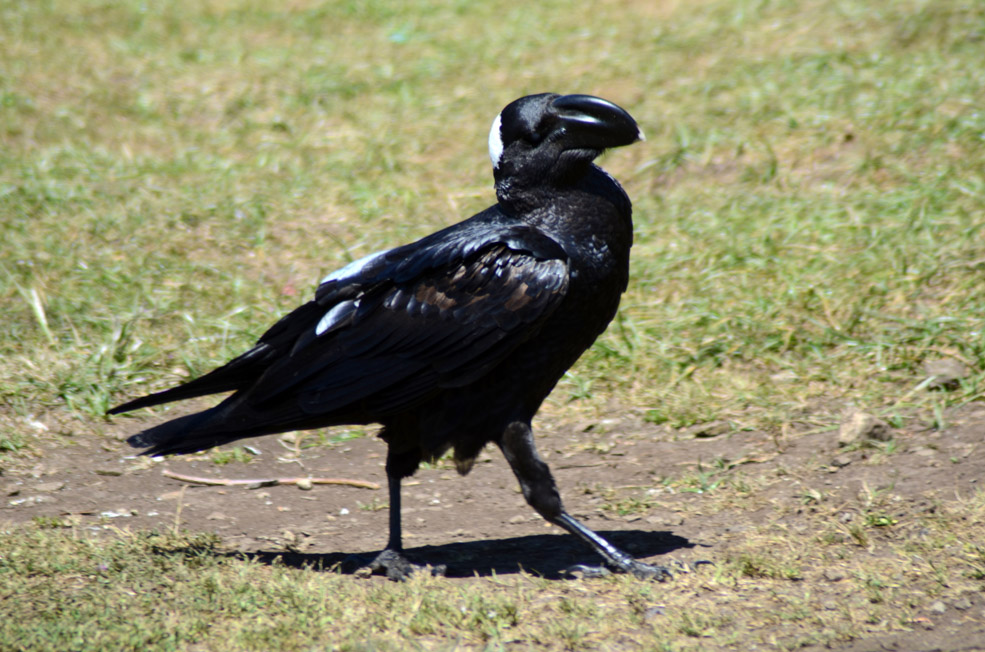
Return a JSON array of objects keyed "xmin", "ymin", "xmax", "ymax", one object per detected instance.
[
  {"xmin": 127, "ymin": 407, "xmax": 235, "ymax": 457},
  {"xmin": 108, "ymin": 345, "xmax": 275, "ymax": 416},
  {"xmin": 125, "ymin": 396, "xmax": 316, "ymax": 457},
  {"xmin": 112, "ymin": 389, "xmax": 205, "ymax": 416},
  {"xmin": 109, "ymin": 374, "xmax": 242, "ymax": 415}
]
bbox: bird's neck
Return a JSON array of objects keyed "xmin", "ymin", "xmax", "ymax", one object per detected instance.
[{"xmin": 494, "ymin": 163, "xmax": 630, "ymax": 218}]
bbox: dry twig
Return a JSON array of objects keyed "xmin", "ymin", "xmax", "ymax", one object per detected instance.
[{"xmin": 161, "ymin": 469, "xmax": 380, "ymax": 490}]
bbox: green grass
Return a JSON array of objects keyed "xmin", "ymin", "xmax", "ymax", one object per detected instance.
[
  {"xmin": 2, "ymin": 0, "xmax": 985, "ymax": 649},
  {"xmin": 3, "ymin": 490, "xmax": 984, "ymax": 650},
  {"xmin": 2, "ymin": 0, "xmax": 983, "ymax": 433}
]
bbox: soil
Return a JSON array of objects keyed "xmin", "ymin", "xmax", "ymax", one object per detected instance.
[{"xmin": 3, "ymin": 401, "xmax": 985, "ymax": 650}]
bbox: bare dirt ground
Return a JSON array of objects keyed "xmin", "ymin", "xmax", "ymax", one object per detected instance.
[{"xmin": 3, "ymin": 401, "xmax": 985, "ymax": 651}]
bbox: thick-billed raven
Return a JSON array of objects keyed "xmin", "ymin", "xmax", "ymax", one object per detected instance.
[{"xmin": 111, "ymin": 93, "xmax": 670, "ymax": 580}]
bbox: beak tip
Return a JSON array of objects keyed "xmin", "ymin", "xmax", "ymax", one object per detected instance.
[{"xmin": 550, "ymin": 93, "xmax": 643, "ymax": 150}]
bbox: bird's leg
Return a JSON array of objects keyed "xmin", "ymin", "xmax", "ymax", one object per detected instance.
[
  {"xmin": 363, "ymin": 472, "xmax": 418, "ymax": 580},
  {"xmin": 498, "ymin": 421, "xmax": 672, "ymax": 580},
  {"xmin": 386, "ymin": 470, "xmax": 403, "ymax": 552},
  {"xmin": 360, "ymin": 458, "xmax": 445, "ymax": 581}
]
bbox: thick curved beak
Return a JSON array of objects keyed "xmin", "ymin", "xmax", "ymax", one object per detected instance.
[{"xmin": 551, "ymin": 94, "xmax": 644, "ymax": 151}]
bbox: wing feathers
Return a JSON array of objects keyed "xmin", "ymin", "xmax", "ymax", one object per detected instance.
[
  {"xmin": 248, "ymin": 243, "xmax": 568, "ymax": 416},
  {"xmin": 112, "ymin": 222, "xmax": 570, "ymax": 445}
]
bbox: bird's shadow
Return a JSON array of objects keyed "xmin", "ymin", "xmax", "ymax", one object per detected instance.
[{"xmin": 226, "ymin": 530, "xmax": 695, "ymax": 579}]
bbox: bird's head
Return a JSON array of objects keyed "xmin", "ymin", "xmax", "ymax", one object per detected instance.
[{"xmin": 488, "ymin": 93, "xmax": 643, "ymax": 190}]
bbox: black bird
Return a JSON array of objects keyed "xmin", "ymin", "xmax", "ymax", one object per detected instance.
[{"xmin": 111, "ymin": 93, "xmax": 670, "ymax": 580}]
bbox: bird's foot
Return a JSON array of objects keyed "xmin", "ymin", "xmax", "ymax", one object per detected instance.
[
  {"xmin": 347, "ymin": 549, "xmax": 447, "ymax": 581},
  {"xmin": 562, "ymin": 560, "xmax": 672, "ymax": 581},
  {"xmin": 561, "ymin": 563, "xmax": 613, "ymax": 579},
  {"xmin": 563, "ymin": 558, "xmax": 709, "ymax": 581},
  {"xmin": 621, "ymin": 559, "xmax": 675, "ymax": 581}
]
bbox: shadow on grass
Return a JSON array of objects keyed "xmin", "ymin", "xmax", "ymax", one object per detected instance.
[{"xmin": 229, "ymin": 530, "xmax": 696, "ymax": 579}]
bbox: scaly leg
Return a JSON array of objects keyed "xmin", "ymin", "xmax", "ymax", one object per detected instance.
[
  {"xmin": 364, "ymin": 472, "xmax": 417, "ymax": 580},
  {"xmin": 361, "ymin": 464, "xmax": 445, "ymax": 580},
  {"xmin": 498, "ymin": 421, "xmax": 672, "ymax": 580}
]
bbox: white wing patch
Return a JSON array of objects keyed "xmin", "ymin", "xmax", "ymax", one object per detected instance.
[
  {"xmin": 315, "ymin": 299, "xmax": 360, "ymax": 336},
  {"xmin": 488, "ymin": 112, "xmax": 504, "ymax": 168},
  {"xmin": 320, "ymin": 248, "xmax": 389, "ymax": 286}
]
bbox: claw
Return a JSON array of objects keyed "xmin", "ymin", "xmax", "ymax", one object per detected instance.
[
  {"xmin": 561, "ymin": 563, "xmax": 612, "ymax": 579},
  {"xmin": 367, "ymin": 548, "xmax": 414, "ymax": 581},
  {"xmin": 561, "ymin": 559, "xmax": 673, "ymax": 581},
  {"xmin": 626, "ymin": 560, "xmax": 673, "ymax": 581},
  {"xmin": 356, "ymin": 549, "xmax": 446, "ymax": 581}
]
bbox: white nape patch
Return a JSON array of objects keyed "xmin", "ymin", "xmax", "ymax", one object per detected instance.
[
  {"xmin": 315, "ymin": 299, "xmax": 359, "ymax": 336},
  {"xmin": 320, "ymin": 249, "xmax": 388, "ymax": 286},
  {"xmin": 487, "ymin": 113, "xmax": 504, "ymax": 168}
]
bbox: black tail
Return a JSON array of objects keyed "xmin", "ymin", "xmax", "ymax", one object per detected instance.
[
  {"xmin": 110, "ymin": 382, "xmax": 234, "ymax": 416},
  {"xmin": 108, "ymin": 344, "xmax": 277, "ymax": 415},
  {"xmin": 124, "ymin": 394, "xmax": 331, "ymax": 457},
  {"xmin": 125, "ymin": 407, "xmax": 235, "ymax": 456}
]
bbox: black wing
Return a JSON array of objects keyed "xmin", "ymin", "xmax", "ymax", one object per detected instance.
[
  {"xmin": 113, "ymin": 220, "xmax": 569, "ymax": 448},
  {"xmin": 251, "ymin": 240, "xmax": 568, "ymax": 418}
]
